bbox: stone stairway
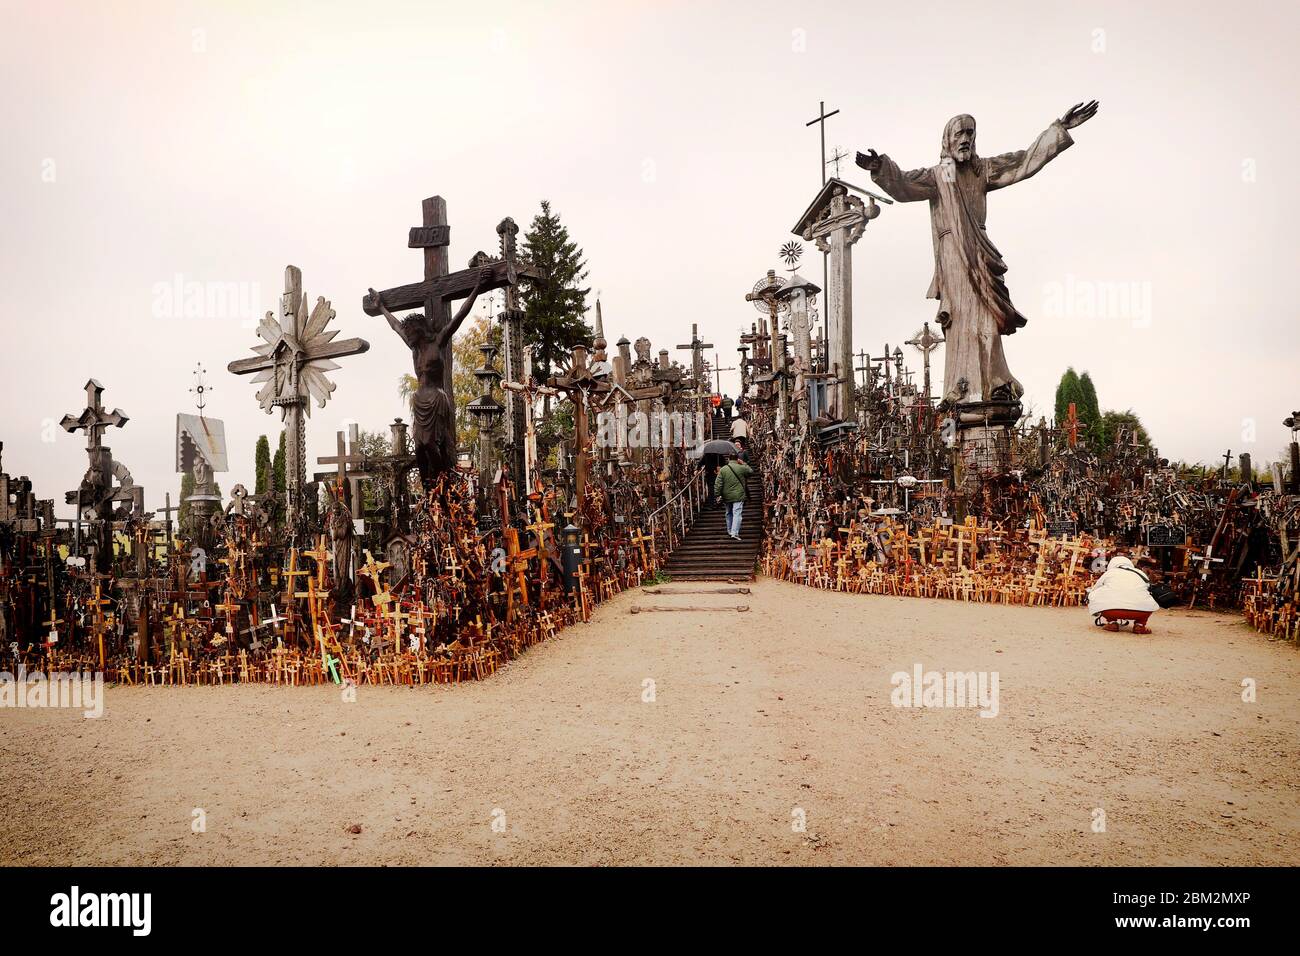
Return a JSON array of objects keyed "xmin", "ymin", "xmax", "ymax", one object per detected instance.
[{"xmin": 662, "ymin": 469, "xmax": 762, "ymax": 581}]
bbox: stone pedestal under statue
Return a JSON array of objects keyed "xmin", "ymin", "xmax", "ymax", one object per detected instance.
[{"xmin": 953, "ymin": 399, "xmax": 1021, "ymax": 493}]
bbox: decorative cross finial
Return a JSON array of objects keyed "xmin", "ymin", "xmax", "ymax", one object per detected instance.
[
  {"xmin": 906, "ymin": 322, "xmax": 946, "ymax": 356},
  {"xmin": 827, "ymin": 145, "xmax": 849, "ymax": 179},
  {"xmin": 60, "ymin": 379, "xmax": 128, "ymax": 452},
  {"xmin": 190, "ymin": 363, "xmax": 212, "ymax": 416}
]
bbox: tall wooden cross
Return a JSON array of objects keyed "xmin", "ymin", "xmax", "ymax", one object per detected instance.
[
  {"xmin": 711, "ymin": 352, "xmax": 737, "ymax": 395},
  {"xmin": 675, "ymin": 324, "xmax": 714, "ymax": 393},
  {"xmin": 499, "ymin": 364, "xmax": 556, "ymax": 502},
  {"xmin": 314, "ymin": 425, "xmax": 370, "ymax": 515},
  {"xmin": 360, "ymin": 196, "xmax": 539, "ymax": 387},
  {"xmin": 549, "ymin": 346, "xmax": 611, "ymax": 504},
  {"xmin": 361, "ymin": 196, "xmax": 538, "ymax": 490},
  {"xmin": 155, "ymin": 492, "xmax": 179, "ymax": 541},
  {"xmin": 228, "ymin": 267, "xmax": 369, "ymax": 531}
]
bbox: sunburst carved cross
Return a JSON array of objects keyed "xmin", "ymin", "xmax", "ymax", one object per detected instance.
[{"xmin": 228, "ymin": 266, "xmax": 370, "ymax": 420}]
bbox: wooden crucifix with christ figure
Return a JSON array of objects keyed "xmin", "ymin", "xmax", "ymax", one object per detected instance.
[
  {"xmin": 364, "ymin": 195, "xmax": 538, "ymax": 490},
  {"xmin": 856, "ymin": 101, "xmax": 1099, "ymax": 421}
]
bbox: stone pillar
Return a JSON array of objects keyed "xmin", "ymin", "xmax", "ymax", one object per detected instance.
[
  {"xmin": 615, "ymin": 337, "xmax": 631, "ymax": 387},
  {"xmin": 389, "ymin": 418, "xmax": 409, "ymax": 456}
]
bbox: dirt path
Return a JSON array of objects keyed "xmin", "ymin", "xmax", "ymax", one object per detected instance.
[{"xmin": 2, "ymin": 578, "xmax": 1297, "ymax": 866}]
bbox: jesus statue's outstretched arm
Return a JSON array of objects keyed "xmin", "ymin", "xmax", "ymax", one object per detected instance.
[
  {"xmin": 987, "ymin": 100, "xmax": 1099, "ymax": 191},
  {"xmin": 856, "ymin": 148, "xmax": 937, "ymax": 202}
]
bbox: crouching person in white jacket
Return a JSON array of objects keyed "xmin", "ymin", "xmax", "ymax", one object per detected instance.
[{"xmin": 1087, "ymin": 555, "xmax": 1159, "ymax": 634}]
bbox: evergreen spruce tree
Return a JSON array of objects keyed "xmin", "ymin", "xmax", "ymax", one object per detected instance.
[
  {"xmin": 178, "ymin": 472, "xmax": 194, "ymax": 526},
  {"xmin": 254, "ymin": 435, "xmax": 272, "ymax": 495},
  {"xmin": 1054, "ymin": 368, "xmax": 1083, "ymax": 426},
  {"xmin": 521, "ymin": 200, "xmax": 592, "ymax": 385},
  {"xmin": 1077, "ymin": 372, "xmax": 1102, "ymax": 447},
  {"xmin": 272, "ymin": 431, "xmax": 286, "ymax": 494}
]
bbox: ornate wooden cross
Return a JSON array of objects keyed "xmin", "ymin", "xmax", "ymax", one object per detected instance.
[
  {"xmin": 548, "ymin": 346, "xmax": 611, "ymax": 503},
  {"xmin": 228, "ymin": 266, "xmax": 369, "ymax": 531}
]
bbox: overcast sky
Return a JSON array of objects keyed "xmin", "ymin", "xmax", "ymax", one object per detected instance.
[{"xmin": 2, "ymin": 0, "xmax": 1296, "ymax": 516}]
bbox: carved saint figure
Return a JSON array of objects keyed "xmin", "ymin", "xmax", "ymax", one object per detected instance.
[
  {"xmin": 370, "ymin": 267, "xmax": 491, "ymax": 488},
  {"xmin": 329, "ymin": 494, "xmax": 356, "ymax": 587},
  {"xmin": 857, "ymin": 101, "xmax": 1098, "ymax": 408}
]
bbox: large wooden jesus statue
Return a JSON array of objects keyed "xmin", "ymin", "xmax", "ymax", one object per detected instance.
[{"xmin": 857, "ymin": 101, "xmax": 1099, "ymax": 410}]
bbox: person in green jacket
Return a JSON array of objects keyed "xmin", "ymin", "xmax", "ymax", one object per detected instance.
[{"xmin": 713, "ymin": 453, "xmax": 753, "ymax": 540}]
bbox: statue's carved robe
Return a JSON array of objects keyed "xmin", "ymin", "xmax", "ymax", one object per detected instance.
[
  {"xmin": 871, "ymin": 120, "xmax": 1073, "ymax": 405},
  {"xmin": 395, "ymin": 316, "xmax": 457, "ymax": 487}
]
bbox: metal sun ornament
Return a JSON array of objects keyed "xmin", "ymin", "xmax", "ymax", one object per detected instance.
[{"xmin": 780, "ymin": 241, "xmax": 803, "ymax": 270}]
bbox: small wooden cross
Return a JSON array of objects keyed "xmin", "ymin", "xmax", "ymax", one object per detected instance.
[
  {"xmin": 358, "ymin": 549, "xmax": 391, "ymax": 589},
  {"xmin": 304, "ymin": 535, "xmax": 331, "ymax": 587},
  {"xmin": 43, "ymin": 606, "xmax": 64, "ymax": 646}
]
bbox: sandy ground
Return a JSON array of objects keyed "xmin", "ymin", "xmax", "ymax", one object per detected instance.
[{"xmin": 2, "ymin": 577, "xmax": 1298, "ymax": 866}]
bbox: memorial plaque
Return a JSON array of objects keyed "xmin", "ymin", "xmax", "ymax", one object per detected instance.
[{"xmin": 1146, "ymin": 525, "xmax": 1187, "ymax": 547}]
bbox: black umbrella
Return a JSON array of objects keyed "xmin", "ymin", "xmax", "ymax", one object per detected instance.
[{"xmin": 690, "ymin": 439, "xmax": 739, "ymax": 458}]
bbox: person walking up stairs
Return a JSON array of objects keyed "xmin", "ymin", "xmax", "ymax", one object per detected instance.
[{"xmin": 714, "ymin": 453, "xmax": 753, "ymax": 540}]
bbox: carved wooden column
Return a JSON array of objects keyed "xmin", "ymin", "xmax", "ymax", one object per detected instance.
[{"xmin": 795, "ymin": 181, "xmax": 880, "ymax": 419}]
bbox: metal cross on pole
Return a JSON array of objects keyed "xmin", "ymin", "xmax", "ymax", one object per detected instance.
[
  {"xmin": 805, "ymin": 100, "xmax": 840, "ymax": 187},
  {"xmin": 711, "ymin": 351, "xmax": 737, "ymax": 395},
  {"xmin": 806, "ymin": 99, "xmax": 840, "ymax": 355},
  {"xmin": 826, "ymin": 145, "xmax": 850, "ymax": 179},
  {"xmin": 905, "ymin": 321, "xmax": 946, "ymax": 405}
]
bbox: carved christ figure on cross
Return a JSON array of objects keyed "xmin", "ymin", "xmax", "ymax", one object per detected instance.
[
  {"xmin": 856, "ymin": 101, "xmax": 1099, "ymax": 409},
  {"xmin": 368, "ymin": 266, "xmax": 491, "ymax": 488}
]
